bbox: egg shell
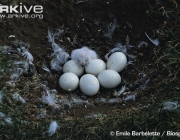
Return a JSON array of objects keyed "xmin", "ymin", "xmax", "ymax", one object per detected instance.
[
  {"xmin": 85, "ymin": 59, "xmax": 106, "ymax": 76},
  {"xmin": 63, "ymin": 60, "xmax": 84, "ymax": 77},
  {"xmin": 107, "ymin": 52, "xmax": 127, "ymax": 72},
  {"xmin": 98, "ymin": 70, "xmax": 121, "ymax": 88},
  {"xmin": 80, "ymin": 74, "xmax": 100, "ymax": 96},
  {"xmin": 59, "ymin": 72, "xmax": 79, "ymax": 91}
]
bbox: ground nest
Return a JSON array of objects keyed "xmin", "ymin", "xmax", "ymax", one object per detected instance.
[{"xmin": 0, "ymin": 0, "xmax": 179, "ymax": 139}]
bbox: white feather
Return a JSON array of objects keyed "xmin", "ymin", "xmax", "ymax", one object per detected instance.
[
  {"xmin": 10, "ymin": 68, "xmax": 23, "ymax": 80},
  {"xmin": 117, "ymin": 85, "xmax": 126, "ymax": 96},
  {"xmin": 105, "ymin": 43, "xmax": 127, "ymax": 60},
  {"xmin": 51, "ymin": 48, "xmax": 63, "ymax": 56},
  {"xmin": 42, "ymin": 63, "xmax": 51, "ymax": 73},
  {"xmin": 22, "ymin": 51, "xmax": 34, "ymax": 64},
  {"xmin": 4, "ymin": 117, "xmax": 13, "ymax": 124},
  {"xmin": 48, "ymin": 29, "xmax": 64, "ymax": 52},
  {"xmin": 71, "ymin": 95, "xmax": 90, "ymax": 105},
  {"xmin": 54, "ymin": 51, "xmax": 69, "ymax": 65},
  {"xmin": 47, "ymin": 121, "xmax": 59, "ymax": 136},
  {"xmin": 145, "ymin": 32, "xmax": 159, "ymax": 46},
  {"xmin": 127, "ymin": 61, "xmax": 134, "ymax": 66},
  {"xmin": 139, "ymin": 78, "xmax": 150, "ymax": 90},
  {"xmin": 95, "ymin": 97, "xmax": 106, "ymax": 103},
  {"xmin": 0, "ymin": 112, "xmax": 5, "ymax": 118},
  {"xmin": 127, "ymin": 54, "xmax": 136, "ymax": 60},
  {"xmin": 12, "ymin": 93, "xmax": 26, "ymax": 103},
  {"xmin": 105, "ymin": 47, "xmax": 121, "ymax": 60},
  {"xmin": 41, "ymin": 89, "xmax": 59, "ymax": 109},
  {"xmin": 137, "ymin": 41, "xmax": 148, "ymax": 48},
  {"xmin": 48, "ymin": 29, "xmax": 63, "ymax": 44},
  {"xmin": 107, "ymin": 98, "xmax": 121, "ymax": 104},
  {"xmin": 13, "ymin": 61, "xmax": 24, "ymax": 65},
  {"xmin": 48, "ymin": 29, "xmax": 69, "ymax": 69},
  {"xmin": 124, "ymin": 94, "xmax": 136, "ymax": 101},
  {"xmin": 23, "ymin": 61, "xmax": 30, "ymax": 72},
  {"xmin": 16, "ymin": 48, "xmax": 21, "ymax": 54},
  {"xmin": 115, "ymin": 43, "xmax": 127, "ymax": 53},
  {"xmin": 50, "ymin": 59, "xmax": 62, "ymax": 71},
  {"xmin": 48, "ymin": 29, "xmax": 63, "ymax": 42},
  {"xmin": 2, "ymin": 46, "xmax": 13, "ymax": 54},
  {"xmin": 48, "ymin": 29, "xmax": 54, "ymax": 43},
  {"xmin": 42, "ymin": 90, "xmax": 56, "ymax": 105},
  {"xmin": 161, "ymin": 101, "xmax": 179, "ymax": 110},
  {"xmin": 105, "ymin": 43, "xmax": 136, "ymax": 61}
]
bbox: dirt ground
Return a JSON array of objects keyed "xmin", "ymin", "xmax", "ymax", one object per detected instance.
[{"xmin": 0, "ymin": 0, "xmax": 172, "ymax": 117}]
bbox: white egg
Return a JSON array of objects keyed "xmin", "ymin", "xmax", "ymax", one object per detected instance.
[
  {"xmin": 85, "ymin": 59, "xmax": 106, "ymax": 76},
  {"xmin": 59, "ymin": 72, "xmax": 79, "ymax": 91},
  {"xmin": 80, "ymin": 74, "xmax": 100, "ymax": 96},
  {"xmin": 98, "ymin": 70, "xmax": 121, "ymax": 88},
  {"xmin": 107, "ymin": 52, "xmax": 127, "ymax": 72},
  {"xmin": 63, "ymin": 60, "xmax": 84, "ymax": 77}
]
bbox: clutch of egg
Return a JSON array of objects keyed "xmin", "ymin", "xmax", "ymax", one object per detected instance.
[{"xmin": 59, "ymin": 52, "xmax": 127, "ymax": 96}]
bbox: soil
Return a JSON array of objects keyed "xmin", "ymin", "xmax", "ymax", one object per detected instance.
[{"xmin": 0, "ymin": 0, "xmax": 171, "ymax": 118}]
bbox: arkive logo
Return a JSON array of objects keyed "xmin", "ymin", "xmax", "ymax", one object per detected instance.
[{"xmin": 0, "ymin": 3, "xmax": 43, "ymax": 14}]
